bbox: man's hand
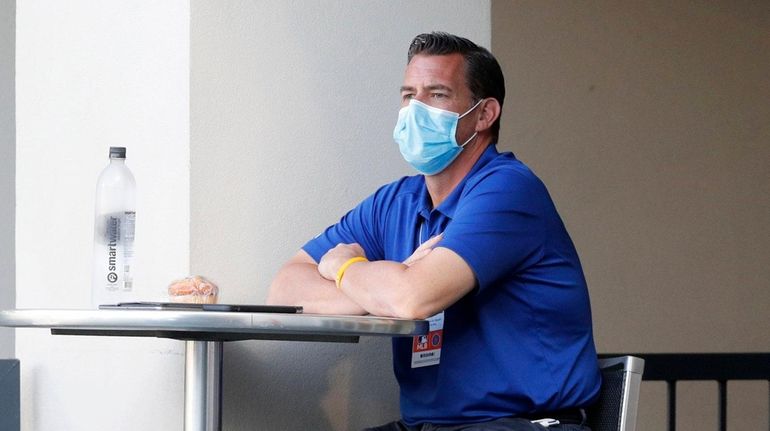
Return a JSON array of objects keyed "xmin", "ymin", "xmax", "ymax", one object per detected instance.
[
  {"xmin": 402, "ymin": 233, "xmax": 443, "ymax": 267},
  {"xmin": 266, "ymin": 250, "xmax": 368, "ymax": 315},
  {"xmin": 318, "ymin": 243, "xmax": 367, "ymax": 281}
]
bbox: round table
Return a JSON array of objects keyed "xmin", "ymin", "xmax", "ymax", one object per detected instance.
[{"xmin": 0, "ymin": 309, "xmax": 428, "ymax": 431}]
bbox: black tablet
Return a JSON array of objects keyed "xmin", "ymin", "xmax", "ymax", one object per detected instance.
[{"xmin": 99, "ymin": 302, "xmax": 303, "ymax": 313}]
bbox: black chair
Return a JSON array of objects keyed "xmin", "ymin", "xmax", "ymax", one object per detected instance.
[
  {"xmin": 600, "ymin": 353, "xmax": 770, "ymax": 431},
  {"xmin": 587, "ymin": 356, "xmax": 645, "ymax": 431}
]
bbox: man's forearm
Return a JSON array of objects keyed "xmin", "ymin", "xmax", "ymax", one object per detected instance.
[
  {"xmin": 332, "ymin": 247, "xmax": 476, "ymax": 320},
  {"xmin": 336, "ymin": 260, "xmax": 416, "ymax": 318},
  {"xmin": 266, "ymin": 260, "xmax": 367, "ymax": 315}
]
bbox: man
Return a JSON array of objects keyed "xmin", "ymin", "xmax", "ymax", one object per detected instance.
[{"xmin": 267, "ymin": 32, "xmax": 601, "ymax": 430}]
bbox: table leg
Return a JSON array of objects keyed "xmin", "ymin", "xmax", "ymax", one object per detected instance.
[{"xmin": 184, "ymin": 340, "xmax": 223, "ymax": 431}]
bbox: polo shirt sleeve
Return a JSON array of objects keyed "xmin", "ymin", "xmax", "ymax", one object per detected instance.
[
  {"xmin": 438, "ymin": 167, "xmax": 548, "ymax": 291},
  {"xmin": 302, "ymin": 188, "xmax": 387, "ymax": 264}
]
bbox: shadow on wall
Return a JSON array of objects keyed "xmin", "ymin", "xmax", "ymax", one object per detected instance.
[{"xmin": 223, "ymin": 337, "xmax": 399, "ymax": 430}]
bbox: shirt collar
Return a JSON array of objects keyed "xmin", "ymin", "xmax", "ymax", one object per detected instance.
[{"xmin": 418, "ymin": 144, "xmax": 501, "ymax": 220}]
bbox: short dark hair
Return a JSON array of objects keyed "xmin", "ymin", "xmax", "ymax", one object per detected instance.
[{"xmin": 407, "ymin": 32, "xmax": 506, "ymax": 140}]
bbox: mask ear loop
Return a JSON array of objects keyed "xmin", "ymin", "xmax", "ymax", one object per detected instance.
[
  {"xmin": 458, "ymin": 99, "xmax": 485, "ymax": 148},
  {"xmin": 459, "ymin": 131, "xmax": 478, "ymax": 148},
  {"xmin": 458, "ymin": 98, "xmax": 485, "ymax": 119}
]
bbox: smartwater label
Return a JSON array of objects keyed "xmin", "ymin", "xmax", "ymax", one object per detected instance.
[{"xmin": 95, "ymin": 211, "xmax": 135, "ymax": 292}]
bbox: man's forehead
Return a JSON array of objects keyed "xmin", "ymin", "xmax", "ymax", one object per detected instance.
[
  {"xmin": 405, "ymin": 53, "xmax": 464, "ymax": 74},
  {"xmin": 402, "ymin": 54, "xmax": 466, "ymax": 89}
]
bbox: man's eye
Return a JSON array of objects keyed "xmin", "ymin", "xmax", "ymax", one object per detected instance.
[
  {"xmin": 431, "ymin": 93, "xmax": 447, "ymax": 99},
  {"xmin": 402, "ymin": 94, "xmax": 414, "ymax": 101}
]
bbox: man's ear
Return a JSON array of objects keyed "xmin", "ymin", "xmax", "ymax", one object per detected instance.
[{"xmin": 475, "ymin": 98, "xmax": 501, "ymax": 133}]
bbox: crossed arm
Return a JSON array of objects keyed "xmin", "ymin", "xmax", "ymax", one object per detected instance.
[{"xmin": 266, "ymin": 235, "xmax": 476, "ymax": 319}]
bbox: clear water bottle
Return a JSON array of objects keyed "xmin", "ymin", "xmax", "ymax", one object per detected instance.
[{"xmin": 91, "ymin": 147, "xmax": 136, "ymax": 307}]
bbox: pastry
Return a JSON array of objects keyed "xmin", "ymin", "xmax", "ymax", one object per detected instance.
[{"xmin": 168, "ymin": 275, "xmax": 219, "ymax": 304}]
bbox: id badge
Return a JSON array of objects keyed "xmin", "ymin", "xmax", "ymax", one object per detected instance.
[{"xmin": 411, "ymin": 311, "xmax": 444, "ymax": 368}]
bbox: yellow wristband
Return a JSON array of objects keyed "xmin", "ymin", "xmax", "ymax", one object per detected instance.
[{"xmin": 335, "ymin": 256, "xmax": 368, "ymax": 289}]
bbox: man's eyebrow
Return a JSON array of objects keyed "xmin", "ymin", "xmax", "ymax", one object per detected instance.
[
  {"xmin": 399, "ymin": 84, "xmax": 454, "ymax": 93},
  {"xmin": 425, "ymin": 84, "xmax": 453, "ymax": 92}
]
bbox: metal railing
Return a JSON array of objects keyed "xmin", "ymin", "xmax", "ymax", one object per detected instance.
[{"xmin": 600, "ymin": 353, "xmax": 770, "ymax": 431}]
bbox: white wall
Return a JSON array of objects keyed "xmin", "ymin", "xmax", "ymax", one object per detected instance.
[
  {"xmin": 16, "ymin": 1, "xmax": 190, "ymax": 430},
  {"xmin": 190, "ymin": 1, "xmax": 490, "ymax": 429},
  {"xmin": 0, "ymin": 0, "xmax": 15, "ymax": 359}
]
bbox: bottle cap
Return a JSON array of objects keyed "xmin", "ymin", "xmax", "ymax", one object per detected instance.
[{"xmin": 109, "ymin": 147, "xmax": 127, "ymax": 159}]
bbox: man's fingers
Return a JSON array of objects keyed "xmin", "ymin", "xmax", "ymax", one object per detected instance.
[
  {"xmin": 318, "ymin": 243, "xmax": 367, "ymax": 281},
  {"xmin": 403, "ymin": 233, "xmax": 443, "ymax": 266},
  {"xmin": 403, "ymin": 248, "xmax": 430, "ymax": 267},
  {"xmin": 419, "ymin": 233, "xmax": 443, "ymax": 250}
]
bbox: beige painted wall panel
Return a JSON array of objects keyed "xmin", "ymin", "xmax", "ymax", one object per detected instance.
[{"xmin": 492, "ymin": 1, "xmax": 769, "ymax": 430}]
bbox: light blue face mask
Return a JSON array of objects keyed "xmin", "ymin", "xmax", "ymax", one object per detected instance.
[{"xmin": 393, "ymin": 98, "xmax": 483, "ymax": 175}]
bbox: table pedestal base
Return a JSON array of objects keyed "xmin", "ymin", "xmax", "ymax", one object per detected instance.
[{"xmin": 185, "ymin": 340, "xmax": 223, "ymax": 431}]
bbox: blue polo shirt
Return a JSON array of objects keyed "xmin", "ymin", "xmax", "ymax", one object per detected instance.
[{"xmin": 303, "ymin": 145, "xmax": 601, "ymax": 426}]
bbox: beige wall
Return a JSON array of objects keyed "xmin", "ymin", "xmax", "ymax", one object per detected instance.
[{"xmin": 492, "ymin": 1, "xmax": 769, "ymax": 430}]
